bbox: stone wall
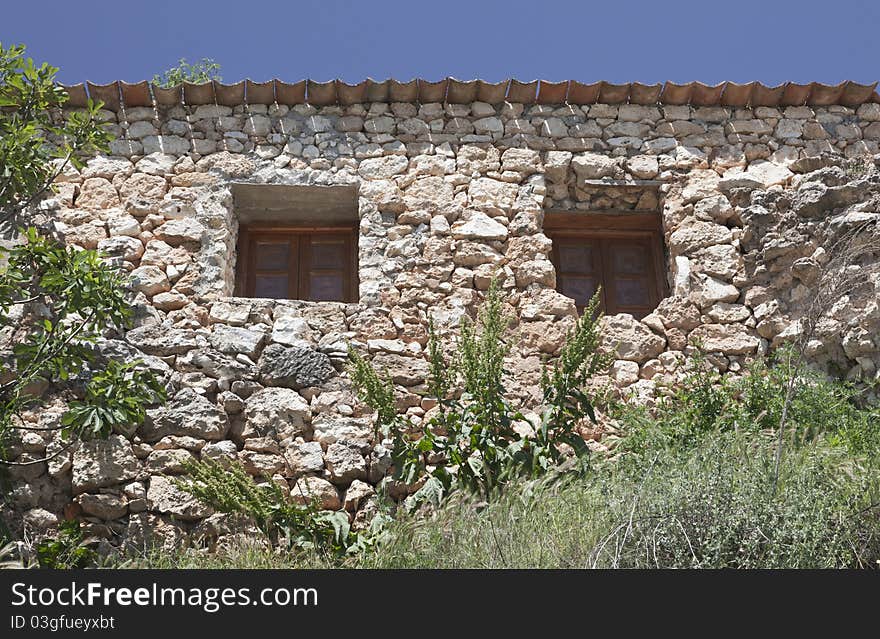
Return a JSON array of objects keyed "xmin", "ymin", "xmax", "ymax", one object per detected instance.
[{"xmin": 5, "ymin": 96, "xmax": 880, "ymax": 552}]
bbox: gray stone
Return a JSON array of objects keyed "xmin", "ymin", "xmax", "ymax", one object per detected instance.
[
  {"xmin": 142, "ymin": 135, "xmax": 190, "ymax": 155},
  {"xmin": 210, "ymin": 325, "xmax": 265, "ymax": 358},
  {"xmin": 78, "ymin": 493, "xmax": 128, "ymax": 520},
  {"xmin": 129, "ymin": 266, "xmax": 170, "ymax": 296},
  {"xmin": 284, "ymin": 441, "xmax": 324, "ymax": 476},
  {"xmin": 290, "ymin": 476, "xmax": 341, "ymax": 510},
  {"xmin": 791, "ymin": 181, "xmax": 868, "ymax": 218},
  {"xmin": 258, "ymin": 343, "xmax": 335, "ymax": 389},
  {"xmin": 690, "ymin": 275, "xmax": 740, "ymax": 308},
  {"xmin": 343, "ymin": 479, "xmax": 375, "ymax": 512},
  {"xmin": 71, "ymin": 435, "xmax": 140, "ymax": 494},
  {"xmin": 358, "ymin": 155, "xmax": 409, "ymax": 179},
  {"xmin": 125, "ymin": 324, "xmax": 205, "ymax": 356},
  {"xmin": 146, "ymin": 448, "xmax": 195, "ymax": 474},
  {"xmin": 450, "ymin": 212, "xmax": 509, "ymax": 241},
  {"xmin": 571, "ymin": 152, "xmax": 617, "ymax": 179},
  {"xmin": 23, "ymin": 508, "xmax": 59, "ymax": 531},
  {"xmin": 154, "ymin": 218, "xmax": 205, "ymax": 246},
  {"xmin": 271, "ymin": 315, "xmax": 314, "ymax": 347},
  {"xmin": 369, "ymin": 353, "xmax": 429, "ymax": 386},
  {"xmin": 243, "ymin": 387, "xmax": 311, "ymax": 441},
  {"xmin": 98, "ymin": 235, "xmax": 144, "ymax": 261},
  {"xmin": 324, "ymin": 443, "xmax": 367, "ymax": 485},
  {"xmin": 239, "ymin": 450, "xmax": 287, "ymax": 476},
  {"xmin": 599, "ymin": 315, "xmax": 666, "ymax": 363},
  {"xmin": 668, "ymin": 221, "xmax": 733, "ymax": 254},
  {"xmin": 201, "ymin": 440, "xmax": 238, "ymax": 463},
  {"xmin": 312, "ymin": 416, "xmax": 373, "ymax": 450},
  {"xmin": 147, "ymin": 475, "xmax": 211, "ymax": 521},
  {"xmin": 142, "ymin": 388, "xmax": 228, "ymax": 442},
  {"xmin": 689, "ymin": 324, "xmax": 760, "ymax": 354}
]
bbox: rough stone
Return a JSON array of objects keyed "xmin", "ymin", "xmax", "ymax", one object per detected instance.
[
  {"xmin": 450, "ymin": 212, "xmax": 509, "ymax": 241},
  {"xmin": 324, "ymin": 443, "xmax": 368, "ymax": 485},
  {"xmin": 291, "ymin": 476, "xmax": 341, "ymax": 510},
  {"xmin": 78, "ymin": 493, "xmax": 128, "ymax": 520},
  {"xmin": 358, "ymin": 155, "xmax": 409, "ymax": 179},
  {"xmin": 71, "ymin": 435, "xmax": 140, "ymax": 494},
  {"xmin": 129, "ymin": 266, "xmax": 170, "ymax": 296},
  {"xmin": 147, "ymin": 475, "xmax": 211, "ymax": 521},
  {"xmin": 343, "ymin": 480, "xmax": 375, "ymax": 512},
  {"xmin": 146, "ymin": 448, "xmax": 195, "ymax": 474},
  {"xmin": 311, "ymin": 417, "xmax": 373, "ymax": 449},
  {"xmin": 154, "ymin": 218, "xmax": 205, "ymax": 246},
  {"xmin": 600, "ymin": 315, "xmax": 666, "ymax": 363},
  {"xmin": 244, "ymin": 387, "xmax": 311, "ymax": 441},
  {"xmin": 77, "ymin": 177, "xmax": 120, "ymax": 209},
  {"xmin": 284, "ymin": 441, "xmax": 324, "ymax": 476},
  {"xmin": 210, "ymin": 325, "xmax": 265, "ymax": 358},
  {"xmin": 571, "ymin": 152, "xmax": 617, "ymax": 179},
  {"xmin": 369, "ymin": 353, "xmax": 429, "ymax": 385},
  {"xmin": 258, "ymin": 343, "xmax": 335, "ymax": 389},
  {"xmin": 668, "ymin": 221, "xmax": 733, "ymax": 254},
  {"xmin": 142, "ymin": 388, "xmax": 229, "ymax": 442},
  {"xmin": 126, "ymin": 324, "xmax": 204, "ymax": 355},
  {"xmin": 688, "ymin": 324, "xmax": 760, "ymax": 354}
]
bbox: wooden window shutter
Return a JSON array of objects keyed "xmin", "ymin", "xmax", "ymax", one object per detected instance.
[
  {"xmin": 545, "ymin": 213, "xmax": 667, "ymax": 319},
  {"xmin": 237, "ymin": 227, "xmax": 357, "ymax": 302}
]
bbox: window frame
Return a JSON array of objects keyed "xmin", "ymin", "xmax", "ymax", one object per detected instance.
[
  {"xmin": 544, "ymin": 212, "xmax": 667, "ymax": 318},
  {"xmin": 235, "ymin": 224, "xmax": 359, "ymax": 302}
]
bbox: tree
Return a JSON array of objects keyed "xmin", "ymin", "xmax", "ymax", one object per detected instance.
[
  {"xmin": 0, "ymin": 43, "xmax": 109, "ymax": 231},
  {"xmin": 152, "ymin": 58, "xmax": 222, "ymax": 88},
  {"xmin": 0, "ymin": 43, "xmax": 166, "ymax": 467}
]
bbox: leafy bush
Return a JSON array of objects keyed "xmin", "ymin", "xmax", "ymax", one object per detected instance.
[
  {"xmin": 615, "ymin": 346, "xmax": 880, "ymax": 459},
  {"xmin": 1, "ymin": 42, "xmax": 110, "ymax": 229},
  {"xmin": 0, "ymin": 229, "xmax": 167, "ymax": 452},
  {"xmin": 0, "ymin": 44, "xmax": 165, "ymax": 465},
  {"xmin": 349, "ymin": 282, "xmax": 610, "ymax": 504},
  {"xmin": 354, "ymin": 434, "xmax": 880, "ymax": 569},
  {"xmin": 176, "ymin": 459, "xmax": 388, "ymax": 558},
  {"xmin": 139, "ymin": 432, "xmax": 880, "ymax": 570},
  {"xmin": 152, "ymin": 58, "xmax": 221, "ymax": 88},
  {"xmin": 35, "ymin": 520, "xmax": 96, "ymax": 569}
]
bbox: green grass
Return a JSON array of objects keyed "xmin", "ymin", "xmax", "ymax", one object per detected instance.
[
  {"xmin": 122, "ymin": 433, "xmax": 880, "ymax": 569},
  {"xmin": 117, "ymin": 351, "xmax": 880, "ymax": 570},
  {"xmin": 364, "ymin": 438, "xmax": 879, "ymax": 569}
]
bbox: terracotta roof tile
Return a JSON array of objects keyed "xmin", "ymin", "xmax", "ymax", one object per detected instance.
[{"xmin": 59, "ymin": 79, "xmax": 880, "ymax": 111}]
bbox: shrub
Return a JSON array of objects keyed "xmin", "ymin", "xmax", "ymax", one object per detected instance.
[
  {"xmin": 0, "ymin": 43, "xmax": 165, "ymax": 469},
  {"xmin": 152, "ymin": 58, "xmax": 221, "ymax": 88},
  {"xmin": 356, "ymin": 434, "xmax": 880, "ymax": 569},
  {"xmin": 0, "ymin": 229, "xmax": 167, "ymax": 454},
  {"xmin": 349, "ymin": 282, "xmax": 610, "ymax": 505},
  {"xmin": 615, "ymin": 346, "xmax": 880, "ymax": 460},
  {"xmin": 35, "ymin": 520, "xmax": 96, "ymax": 569},
  {"xmin": 176, "ymin": 459, "xmax": 388, "ymax": 558}
]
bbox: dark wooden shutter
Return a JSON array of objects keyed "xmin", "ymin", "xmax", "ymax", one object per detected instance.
[
  {"xmin": 552, "ymin": 237, "xmax": 605, "ymax": 310},
  {"xmin": 239, "ymin": 227, "xmax": 356, "ymax": 302},
  {"xmin": 249, "ymin": 236, "xmax": 297, "ymax": 299},
  {"xmin": 602, "ymin": 238, "xmax": 658, "ymax": 317},
  {"xmin": 299, "ymin": 233, "xmax": 352, "ymax": 301},
  {"xmin": 548, "ymin": 229, "xmax": 666, "ymax": 319}
]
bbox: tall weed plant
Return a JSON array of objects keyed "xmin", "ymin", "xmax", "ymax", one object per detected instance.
[{"xmin": 349, "ymin": 282, "xmax": 611, "ymax": 505}]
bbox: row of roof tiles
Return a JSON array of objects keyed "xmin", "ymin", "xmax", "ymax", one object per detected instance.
[{"xmin": 63, "ymin": 78, "xmax": 880, "ymax": 112}]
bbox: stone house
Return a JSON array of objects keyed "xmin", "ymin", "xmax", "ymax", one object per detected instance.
[{"xmin": 7, "ymin": 77, "xmax": 880, "ymax": 549}]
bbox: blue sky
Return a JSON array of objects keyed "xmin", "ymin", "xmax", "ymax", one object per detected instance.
[{"xmin": 2, "ymin": 0, "xmax": 878, "ymax": 86}]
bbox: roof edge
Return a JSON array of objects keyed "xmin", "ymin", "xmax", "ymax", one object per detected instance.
[{"xmin": 59, "ymin": 79, "xmax": 880, "ymax": 111}]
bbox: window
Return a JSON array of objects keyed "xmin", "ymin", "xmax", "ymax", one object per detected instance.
[
  {"xmin": 236, "ymin": 226, "xmax": 358, "ymax": 302},
  {"xmin": 545, "ymin": 212, "xmax": 666, "ymax": 319},
  {"xmin": 231, "ymin": 183, "xmax": 359, "ymax": 302}
]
